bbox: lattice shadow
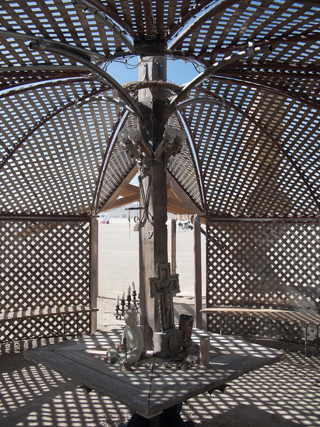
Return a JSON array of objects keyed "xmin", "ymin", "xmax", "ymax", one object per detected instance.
[{"xmin": 1, "ymin": 349, "xmax": 319, "ymax": 426}]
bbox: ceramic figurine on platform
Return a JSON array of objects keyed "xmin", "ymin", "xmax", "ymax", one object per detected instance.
[{"xmin": 121, "ymin": 310, "xmax": 143, "ymax": 365}]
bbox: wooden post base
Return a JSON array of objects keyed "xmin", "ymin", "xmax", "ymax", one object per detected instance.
[{"xmin": 120, "ymin": 405, "xmax": 194, "ymax": 427}]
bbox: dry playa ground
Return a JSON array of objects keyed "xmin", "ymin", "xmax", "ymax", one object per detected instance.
[{"xmin": 1, "ymin": 219, "xmax": 320, "ymax": 426}]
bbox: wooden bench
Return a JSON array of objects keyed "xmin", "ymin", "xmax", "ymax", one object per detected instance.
[
  {"xmin": 201, "ymin": 307, "xmax": 320, "ymax": 355},
  {"xmin": 0, "ymin": 305, "xmax": 98, "ymax": 342}
]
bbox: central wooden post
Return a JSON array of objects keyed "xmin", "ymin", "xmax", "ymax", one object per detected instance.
[{"xmin": 138, "ymin": 56, "xmax": 168, "ymax": 350}]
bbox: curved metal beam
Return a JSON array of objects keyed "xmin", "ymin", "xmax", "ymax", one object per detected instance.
[
  {"xmin": 169, "ymin": 1, "xmax": 320, "ymax": 51},
  {"xmin": 76, "ymin": 95, "xmax": 125, "ymax": 108},
  {"xmin": 0, "ymin": 88, "xmax": 107, "ymax": 170},
  {"xmin": 0, "ymin": 76, "xmax": 94, "ymax": 99},
  {"xmin": 198, "ymin": 32, "xmax": 320, "ymax": 60},
  {"xmin": 165, "ymin": 45, "xmax": 320, "ymax": 125},
  {"xmin": 167, "ymin": 0, "xmax": 236, "ymax": 42},
  {"xmin": 77, "ymin": 0, "xmax": 135, "ymax": 36},
  {"xmin": 91, "ymin": 109, "xmax": 130, "ymax": 215},
  {"xmin": 176, "ymin": 97, "xmax": 223, "ymax": 110},
  {"xmin": 123, "ymin": 80, "xmax": 182, "ymax": 94},
  {"xmin": 221, "ymin": 59, "xmax": 320, "ymax": 75},
  {"xmin": 169, "ymin": 0, "xmax": 240, "ymax": 49},
  {"xmin": 286, "ymin": 0, "xmax": 320, "ymax": 5},
  {"xmin": 75, "ymin": 94, "xmax": 136, "ymax": 115},
  {"xmin": 29, "ymin": 39, "xmax": 144, "ymax": 123},
  {"xmin": 192, "ymin": 90, "xmax": 320, "ymax": 212},
  {"xmin": 1, "ymin": 30, "xmax": 143, "ymax": 120},
  {"xmin": 162, "ymin": 49, "xmax": 250, "ymax": 123},
  {"xmin": 177, "ymin": 110, "xmax": 206, "ymax": 213},
  {"xmin": 0, "ymin": 30, "xmax": 104, "ymax": 63},
  {"xmin": 200, "ymin": 75, "xmax": 320, "ymax": 113},
  {"xmin": 0, "ymin": 65, "xmax": 90, "ymax": 73},
  {"xmin": 0, "ymin": 65, "xmax": 91, "ymax": 93},
  {"xmin": 74, "ymin": 0, "xmax": 135, "ymax": 53}
]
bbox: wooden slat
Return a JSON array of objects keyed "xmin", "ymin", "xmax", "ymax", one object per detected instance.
[{"xmin": 201, "ymin": 307, "xmax": 320, "ymax": 326}]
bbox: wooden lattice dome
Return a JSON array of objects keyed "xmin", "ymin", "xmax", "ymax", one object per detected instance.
[{"xmin": 1, "ymin": 0, "xmax": 320, "ymax": 220}]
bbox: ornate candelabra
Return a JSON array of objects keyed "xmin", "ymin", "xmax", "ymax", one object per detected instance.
[{"xmin": 115, "ymin": 282, "xmax": 140, "ymax": 320}]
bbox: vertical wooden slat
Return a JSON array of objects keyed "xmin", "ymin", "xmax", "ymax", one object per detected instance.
[
  {"xmin": 90, "ymin": 218, "xmax": 99, "ymax": 333},
  {"xmin": 194, "ymin": 215, "xmax": 202, "ymax": 329}
]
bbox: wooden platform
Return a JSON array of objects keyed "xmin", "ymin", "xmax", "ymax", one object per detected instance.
[{"xmin": 24, "ymin": 329, "xmax": 284, "ymax": 419}]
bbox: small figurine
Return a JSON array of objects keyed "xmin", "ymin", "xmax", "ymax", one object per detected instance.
[{"xmin": 121, "ymin": 310, "xmax": 143, "ymax": 365}]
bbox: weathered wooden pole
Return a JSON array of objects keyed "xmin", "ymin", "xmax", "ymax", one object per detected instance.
[{"xmin": 138, "ymin": 56, "xmax": 168, "ymax": 350}]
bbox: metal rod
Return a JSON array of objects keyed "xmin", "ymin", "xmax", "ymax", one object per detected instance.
[
  {"xmin": 162, "ymin": 50, "xmax": 247, "ymax": 123},
  {"xmin": 125, "ymin": 207, "xmax": 145, "ymax": 210},
  {"xmin": 0, "ymin": 88, "xmax": 108, "ymax": 171},
  {"xmin": 168, "ymin": 0, "xmax": 240, "ymax": 46},
  {"xmin": 0, "ymin": 29, "xmax": 104, "ymax": 62},
  {"xmin": 29, "ymin": 40, "xmax": 144, "ymax": 123}
]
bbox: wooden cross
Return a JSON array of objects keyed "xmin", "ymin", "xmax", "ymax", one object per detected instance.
[{"xmin": 150, "ymin": 263, "xmax": 180, "ymax": 332}]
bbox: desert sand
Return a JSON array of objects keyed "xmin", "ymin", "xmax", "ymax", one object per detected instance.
[
  {"xmin": 98, "ymin": 217, "xmax": 206, "ymax": 298},
  {"xmin": 97, "ymin": 217, "xmax": 207, "ymax": 331}
]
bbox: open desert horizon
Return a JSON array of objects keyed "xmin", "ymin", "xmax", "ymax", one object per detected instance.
[{"xmin": 98, "ymin": 216, "xmax": 207, "ymax": 301}]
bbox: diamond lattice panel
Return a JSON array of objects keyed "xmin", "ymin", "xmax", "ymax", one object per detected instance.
[
  {"xmin": 206, "ymin": 220, "xmax": 320, "ymax": 343},
  {"xmin": 96, "ymin": 112, "xmax": 136, "ymax": 211},
  {"xmin": 0, "ymin": 0, "xmax": 121, "ymax": 67},
  {"xmin": 171, "ymin": 0, "xmax": 320, "ymax": 64},
  {"xmin": 167, "ymin": 114, "xmax": 203, "ymax": 210},
  {"xmin": 184, "ymin": 81, "xmax": 320, "ymax": 217},
  {"xmin": 0, "ymin": 220, "xmax": 91, "ymax": 341},
  {"xmin": 107, "ymin": 0, "xmax": 190, "ymax": 37},
  {"xmin": 230, "ymin": 65, "xmax": 320, "ymax": 103},
  {"xmin": 1, "ymin": 84, "xmax": 121, "ymax": 215}
]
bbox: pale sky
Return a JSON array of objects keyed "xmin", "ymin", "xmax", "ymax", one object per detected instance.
[{"xmin": 106, "ymin": 56, "xmax": 201, "ymax": 85}]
